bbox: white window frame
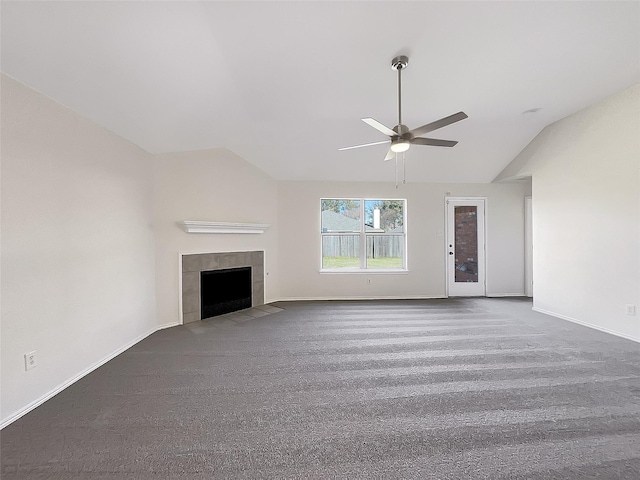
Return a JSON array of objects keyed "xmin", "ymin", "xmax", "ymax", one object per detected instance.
[{"xmin": 320, "ymin": 198, "xmax": 408, "ymax": 273}]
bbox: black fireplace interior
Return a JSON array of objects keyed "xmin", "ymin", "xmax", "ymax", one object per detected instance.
[{"xmin": 201, "ymin": 267, "xmax": 252, "ymax": 319}]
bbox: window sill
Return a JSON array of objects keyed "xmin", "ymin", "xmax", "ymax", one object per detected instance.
[{"xmin": 319, "ymin": 269, "xmax": 409, "ymax": 274}]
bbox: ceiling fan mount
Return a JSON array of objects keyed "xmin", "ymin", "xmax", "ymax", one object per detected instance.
[
  {"xmin": 339, "ymin": 55, "xmax": 468, "ymax": 162},
  {"xmin": 391, "ymin": 55, "xmax": 409, "ymax": 71}
]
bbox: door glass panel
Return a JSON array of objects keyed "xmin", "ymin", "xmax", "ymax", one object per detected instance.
[{"xmin": 454, "ymin": 206, "xmax": 478, "ymax": 283}]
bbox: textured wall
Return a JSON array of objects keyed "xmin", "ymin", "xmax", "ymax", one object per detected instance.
[
  {"xmin": 495, "ymin": 84, "xmax": 640, "ymax": 341},
  {"xmin": 1, "ymin": 75, "xmax": 158, "ymax": 424},
  {"xmin": 277, "ymin": 181, "xmax": 526, "ymax": 300},
  {"xmin": 153, "ymin": 149, "xmax": 279, "ymax": 327}
]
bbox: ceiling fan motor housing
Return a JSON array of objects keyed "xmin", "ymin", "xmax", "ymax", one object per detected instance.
[
  {"xmin": 393, "ymin": 124, "xmax": 410, "ymax": 136},
  {"xmin": 391, "ymin": 123, "xmax": 411, "ymax": 153}
]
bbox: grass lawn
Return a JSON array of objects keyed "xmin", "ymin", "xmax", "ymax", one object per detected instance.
[
  {"xmin": 323, "ymin": 257, "xmax": 403, "ymax": 269},
  {"xmin": 367, "ymin": 257, "xmax": 403, "ymax": 269}
]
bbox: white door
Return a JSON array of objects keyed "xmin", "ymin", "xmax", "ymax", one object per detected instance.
[{"xmin": 446, "ymin": 198, "xmax": 486, "ymax": 296}]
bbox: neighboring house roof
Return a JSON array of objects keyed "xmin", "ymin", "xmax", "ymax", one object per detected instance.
[{"xmin": 321, "ymin": 210, "xmax": 384, "ymax": 233}]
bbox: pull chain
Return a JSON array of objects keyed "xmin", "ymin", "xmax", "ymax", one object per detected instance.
[
  {"xmin": 395, "ymin": 154, "xmax": 399, "ymax": 189},
  {"xmin": 403, "ymin": 152, "xmax": 406, "ymax": 184}
]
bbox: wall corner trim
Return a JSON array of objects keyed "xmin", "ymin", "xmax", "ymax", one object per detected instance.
[{"xmin": 0, "ymin": 322, "xmax": 180, "ymax": 430}]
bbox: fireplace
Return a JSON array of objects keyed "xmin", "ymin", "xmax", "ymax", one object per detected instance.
[
  {"xmin": 181, "ymin": 251, "xmax": 264, "ymax": 324},
  {"xmin": 201, "ymin": 267, "xmax": 252, "ymax": 319}
]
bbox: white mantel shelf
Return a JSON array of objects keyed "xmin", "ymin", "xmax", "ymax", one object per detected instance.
[{"xmin": 180, "ymin": 221, "xmax": 270, "ymax": 234}]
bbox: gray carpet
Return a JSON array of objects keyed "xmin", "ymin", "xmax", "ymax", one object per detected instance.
[{"xmin": 2, "ymin": 298, "xmax": 640, "ymax": 479}]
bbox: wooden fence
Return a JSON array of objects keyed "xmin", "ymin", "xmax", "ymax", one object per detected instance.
[{"xmin": 322, "ymin": 235, "xmax": 403, "ymax": 258}]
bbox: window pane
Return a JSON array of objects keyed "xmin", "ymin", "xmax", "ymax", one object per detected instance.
[
  {"xmin": 454, "ymin": 206, "xmax": 478, "ymax": 282},
  {"xmin": 366, "ymin": 235, "xmax": 404, "ymax": 269},
  {"xmin": 364, "ymin": 200, "xmax": 404, "ymax": 233},
  {"xmin": 321, "ymin": 199, "xmax": 361, "ymax": 233},
  {"xmin": 322, "ymin": 235, "xmax": 360, "ymax": 268}
]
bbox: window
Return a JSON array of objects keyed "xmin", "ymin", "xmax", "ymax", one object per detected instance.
[{"xmin": 321, "ymin": 198, "xmax": 406, "ymax": 271}]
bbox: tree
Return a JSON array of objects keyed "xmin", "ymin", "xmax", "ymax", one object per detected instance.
[
  {"xmin": 321, "ymin": 199, "xmax": 360, "ymax": 214},
  {"xmin": 365, "ymin": 200, "xmax": 403, "ymax": 231}
]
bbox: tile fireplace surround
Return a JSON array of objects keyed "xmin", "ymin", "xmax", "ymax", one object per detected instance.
[{"xmin": 181, "ymin": 251, "xmax": 265, "ymax": 324}]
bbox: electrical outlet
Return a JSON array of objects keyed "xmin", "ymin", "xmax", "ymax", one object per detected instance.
[
  {"xmin": 626, "ymin": 304, "xmax": 636, "ymax": 316},
  {"xmin": 24, "ymin": 351, "xmax": 37, "ymax": 371}
]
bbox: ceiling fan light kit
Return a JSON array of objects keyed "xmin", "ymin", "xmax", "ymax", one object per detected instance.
[
  {"xmin": 339, "ymin": 55, "xmax": 468, "ymax": 184},
  {"xmin": 390, "ymin": 138, "xmax": 410, "ymax": 153}
]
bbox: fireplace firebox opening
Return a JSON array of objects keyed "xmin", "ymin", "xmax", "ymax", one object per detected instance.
[{"xmin": 200, "ymin": 267, "xmax": 252, "ymax": 319}]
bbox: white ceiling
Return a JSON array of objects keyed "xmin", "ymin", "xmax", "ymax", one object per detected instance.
[{"xmin": 2, "ymin": 1, "xmax": 639, "ymax": 183}]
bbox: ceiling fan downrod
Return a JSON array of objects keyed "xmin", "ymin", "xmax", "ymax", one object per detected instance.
[
  {"xmin": 391, "ymin": 56, "xmax": 409, "ymax": 152},
  {"xmin": 391, "ymin": 55, "xmax": 408, "ymax": 128}
]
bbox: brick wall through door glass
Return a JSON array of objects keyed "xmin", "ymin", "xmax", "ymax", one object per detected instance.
[{"xmin": 454, "ymin": 206, "xmax": 478, "ymax": 283}]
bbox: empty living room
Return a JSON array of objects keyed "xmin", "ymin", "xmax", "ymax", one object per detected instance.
[{"xmin": 1, "ymin": 1, "xmax": 639, "ymax": 479}]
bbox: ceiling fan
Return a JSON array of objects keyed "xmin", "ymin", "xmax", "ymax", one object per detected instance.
[{"xmin": 339, "ymin": 55, "xmax": 468, "ymax": 161}]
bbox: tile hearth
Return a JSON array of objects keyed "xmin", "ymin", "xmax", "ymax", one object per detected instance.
[{"xmin": 185, "ymin": 304, "xmax": 284, "ymax": 335}]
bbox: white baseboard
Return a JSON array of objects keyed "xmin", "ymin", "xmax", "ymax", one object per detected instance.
[
  {"xmin": 0, "ymin": 321, "xmax": 179, "ymax": 430},
  {"xmin": 532, "ymin": 307, "xmax": 640, "ymax": 343},
  {"xmin": 487, "ymin": 293, "xmax": 527, "ymax": 297},
  {"xmin": 272, "ymin": 295, "xmax": 528, "ymax": 302},
  {"xmin": 272, "ymin": 295, "xmax": 446, "ymax": 302}
]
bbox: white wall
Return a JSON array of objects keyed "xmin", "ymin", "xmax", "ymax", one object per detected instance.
[
  {"xmin": 495, "ymin": 84, "xmax": 640, "ymax": 341},
  {"xmin": 1, "ymin": 75, "xmax": 158, "ymax": 425},
  {"xmin": 0, "ymin": 73, "xmax": 533, "ymax": 427},
  {"xmin": 278, "ymin": 181, "xmax": 526, "ymax": 300},
  {"xmin": 153, "ymin": 149, "xmax": 279, "ymax": 326}
]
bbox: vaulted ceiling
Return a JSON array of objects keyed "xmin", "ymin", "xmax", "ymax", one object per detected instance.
[{"xmin": 2, "ymin": 1, "xmax": 639, "ymax": 183}]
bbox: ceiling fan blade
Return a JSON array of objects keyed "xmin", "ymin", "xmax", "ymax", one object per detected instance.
[
  {"xmin": 411, "ymin": 137, "xmax": 458, "ymax": 147},
  {"xmin": 383, "ymin": 149, "xmax": 395, "ymax": 161},
  {"xmin": 338, "ymin": 140, "xmax": 390, "ymax": 151},
  {"xmin": 362, "ymin": 118, "xmax": 397, "ymax": 137},
  {"xmin": 409, "ymin": 111, "xmax": 468, "ymax": 137}
]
